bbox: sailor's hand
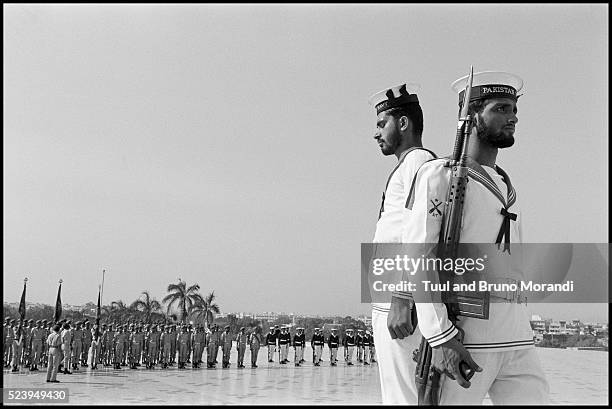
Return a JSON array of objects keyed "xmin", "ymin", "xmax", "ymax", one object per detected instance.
[
  {"xmin": 387, "ymin": 295, "xmax": 417, "ymax": 339},
  {"xmin": 432, "ymin": 337, "xmax": 482, "ymax": 388}
]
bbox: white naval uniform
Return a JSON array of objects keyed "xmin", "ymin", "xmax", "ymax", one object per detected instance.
[
  {"xmin": 371, "ymin": 147, "xmax": 436, "ymax": 405},
  {"xmin": 401, "ymin": 157, "xmax": 548, "ymax": 405}
]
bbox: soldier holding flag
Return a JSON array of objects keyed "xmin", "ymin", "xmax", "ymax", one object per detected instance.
[{"xmin": 82, "ymin": 321, "xmax": 92, "ymax": 367}]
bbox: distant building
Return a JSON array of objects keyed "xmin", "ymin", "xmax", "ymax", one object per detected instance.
[
  {"xmin": 356, "ymin": 315, "xmax": 372, "ymax": 327},
  {"xmin": 530, "ymin": 319, "xmax": 546, "ymax": 334},
  {"xmin": 548, "ymin": 321, "xmax": 561, "ymax": 335}
]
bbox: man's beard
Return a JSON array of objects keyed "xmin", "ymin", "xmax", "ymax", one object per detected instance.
[{"xmin": 475, "ymin": 116, "xmax": 515, "ymax": 148}]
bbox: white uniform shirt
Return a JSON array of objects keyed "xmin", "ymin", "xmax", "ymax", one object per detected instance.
[
  {"xmin": 402, "ymin": 158, "xmax": 534, "ymax": 351},
  {"xmin": 372, "ymin": 148, "xmax": 436, "ymax": 312}
]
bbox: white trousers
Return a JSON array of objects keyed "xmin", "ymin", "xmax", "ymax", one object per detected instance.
[
  {"xmin": 267, "ymin": 345, "xmax": 276, "ymax": 361},
  {"xmin": 372, "ymin": 308, "xmax": 421, "ymax": 405},
  {"xmin": 363, "ymin": 346, "xmax": 370, "ymax": 364},
  {"xmin": 280, "ymin": 344, "xmax": 288, "ymax": 361},
  {"xmin": 294, "ymin": 346, "xmax": 303, "ymax": 362},
  {"xmin": 438, "ymin": 348, "xmax": 549, "ymax": 405},
  {"xmin": 313, "ymin": 346, "xmax": 322, "ymax": 363}
]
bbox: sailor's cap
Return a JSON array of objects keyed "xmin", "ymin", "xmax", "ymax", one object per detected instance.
[
  {"xmin": 314, "ymin": 327, "xmax": 320, "ymax": 331},
  {"xmin": 451, "ymin": 71, "xmax": 523, "ymax": 107},
  {"xmin": 225, "ymin": 325, "xmax": 230, "ymax": 329},
  {"xmin": 368, "ymin": 83, "xmax": 421, "ymax": 115},
  {"xmin": 240, "ymin": 327, "xmax": 245, "ymax": 331},
  {"xmin": 269, "ymin": 327, "xmax": 274, "ymax": 330}
]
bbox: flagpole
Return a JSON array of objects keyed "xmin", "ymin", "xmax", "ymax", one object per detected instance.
[
  {"xmin": 54, "ymin": 279, "xmax": 63, "ymax": 324},
  {"xmin": 19, "ymin": 277, "xmax": 28, "ymax": 325},
  {"xmin": 96, "ymin": 285, "xmax": 101, "ymax": 339},
  {"xmin": 101, "ymin": 269, "xmax": 106, "ymax": 306}
]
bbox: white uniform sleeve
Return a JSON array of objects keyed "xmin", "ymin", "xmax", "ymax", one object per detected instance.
[{"xmin": 398, "ymin": 160, "xmax": 459, "ymax": 347}]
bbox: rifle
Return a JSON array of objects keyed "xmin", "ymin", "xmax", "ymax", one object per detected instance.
[{"xmin": 413, "ymin": 66, "xmax": 477, "ymax": 405}]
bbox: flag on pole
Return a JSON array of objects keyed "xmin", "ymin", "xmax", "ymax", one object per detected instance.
[
  {"xmin": 54, "ymin": 281, "xmax": 62, "ymax": 323},
  {"xmin": 95, "ymin": 287, "xmax": 101, "ymax": 339},
  {"xmin": 19, "ymin": 279, "xmax": 27, "ymax": 322}
]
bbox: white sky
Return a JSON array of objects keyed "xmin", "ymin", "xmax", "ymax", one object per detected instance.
[{"xmin": 3, "ymin": 4, "xmax": 608, "ymax": 321}]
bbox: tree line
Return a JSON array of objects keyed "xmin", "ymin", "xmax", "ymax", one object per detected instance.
[{"xmin": 3, "ymin": 279, "xmax": 219, "ymax": 327}]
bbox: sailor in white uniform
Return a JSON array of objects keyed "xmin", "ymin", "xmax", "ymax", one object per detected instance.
[
  {"xmin": 368, "ymin": 83, "xmax": 436, "ymax": 404},
  {"xmin": 398, "ymin": 71, "xmax": 549, "ymax": 405}
]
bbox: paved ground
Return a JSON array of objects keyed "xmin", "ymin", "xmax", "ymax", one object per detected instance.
[
  {"xmin": 3, "ymin": 347, "xmax": 382, "ymax": 405},
  {"xmin": 5, "ymin": 347, "xmax": 606, "ymax": 405}
]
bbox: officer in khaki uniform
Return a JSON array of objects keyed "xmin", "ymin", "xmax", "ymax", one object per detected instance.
[
  {"xmin": 235, "ymin": 327, "xmax": 248, "ymax": 368},
  {"xmin": 113, "ymin": 325, "xmax": 127, "ymax": 370},
  {"xmin": 147, "ymin": 324, "xmax": 161, "ymax": 369},
  {"xmin": 30, "ymin": 320, "xmax": 46, "ymax": 371},
  {"xmin": 71, "ymin": 321, "xmax": 83, "ymax": 370},
  {"xmin": 177, "ymin": 325, "xmax": 191, "ymax": 369},
  {"xmin": 206, "ymin": 325, "xmax": 217, "ymax": 368},
  {"xmin": 11, "ymin": 322, "xmax": 25, "ymax": 373},
  {"xmin": 160, "ymin": 325, "xmax": 172, "ymax": 368},
  {"xmin": 101, "ymin": 324, "xmax": 111, "ymax": 366},
  {"xmin": 121, "ymin": 324, "xmax": 129, "ymax": 366},
  {"xmin": 192, "ymin": 326, "xmax": 206, "ymax": 368},
  {"xmin": 134, "ymin": 324, "xmax": 146, "ymax": 367},
  {"xmin": 249, "ymin": 327, "xmax": 263, "ymax": 368},
  {"xmin": 60, "ymin": 322, "xmax": 72, "ymax": 374},
  {"xmin": 169, "ymin": 324, "xmax": 177, "ymax": 365},
  {"xmin": 220, "ymin": 325, "xmax": 233, "ymax": 368},
  {"xmin": 5, "ymin": 320, "xmax": 17, "ymax": 368},
  {"xmin": 46, "ymin": 324, "xmax": 62, "ymax": 383}
]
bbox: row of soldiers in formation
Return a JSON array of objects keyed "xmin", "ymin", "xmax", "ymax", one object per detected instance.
[
  {"xmin": 263, "ymin": 325, "xmax": 377, "ymax": 366},
  {"xmin": 3, "ymin": 318, "xmax": 377, "ymax": 373}
]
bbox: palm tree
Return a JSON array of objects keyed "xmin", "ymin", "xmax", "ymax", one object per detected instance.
[
  {"xmin": 162, "ymin": 280, "xmax": 204, "ymax": 323},
  {"xmin": 188, "ymin": 291, "xmax": 220, "ymax": 328},
  {"xmin": 130, "ymin": 291, "xmax": 162, "ymax": 323},
  {"xmin": 110, "ymin": 300, "xmax": 133, "ymax": 323}
]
